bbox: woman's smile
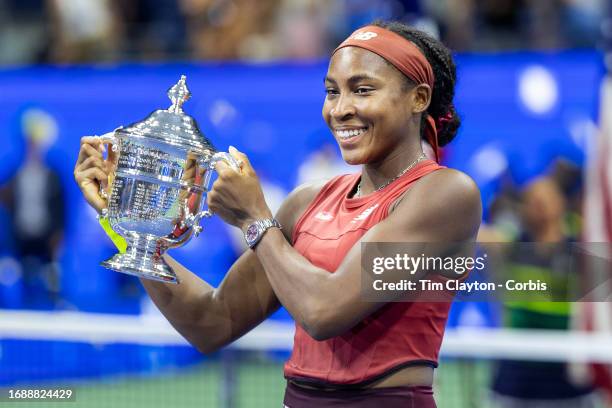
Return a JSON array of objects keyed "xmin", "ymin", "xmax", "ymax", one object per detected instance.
[{"xmin": 334, "ymin": 126, "xmax": 369, "ymax": 147}]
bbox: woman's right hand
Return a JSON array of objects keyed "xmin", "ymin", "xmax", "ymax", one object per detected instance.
[{"xmin": 73, "ymin": 136, "xmax": 114, "ymax": 214}]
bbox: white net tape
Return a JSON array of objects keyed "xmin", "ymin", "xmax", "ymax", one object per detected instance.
[{"xmin": 1, "ymin": 310, "xmax": 612, "ymax": 363}]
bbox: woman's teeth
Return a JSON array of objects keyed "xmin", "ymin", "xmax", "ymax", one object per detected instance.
[{"xmin": 337, "ymin": 128, "xmax": 367, "ymax": 139}]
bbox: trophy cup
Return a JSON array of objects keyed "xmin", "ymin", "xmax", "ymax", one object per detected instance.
[{"xmin": 95, "ymin": 75, "xmax": 239, "ymax": 284}]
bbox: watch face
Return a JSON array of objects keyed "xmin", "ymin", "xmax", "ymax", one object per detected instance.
[{"xmin": 246, "ymin": 224, "xmax": 259, "ymax": 243}]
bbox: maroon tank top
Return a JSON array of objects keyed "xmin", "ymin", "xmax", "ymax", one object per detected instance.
[{"xmin": 284, "ymin": 160, "xmax": 451, "ymax": 386}]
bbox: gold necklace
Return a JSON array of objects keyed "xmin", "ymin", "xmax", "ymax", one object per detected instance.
[{"xmin": 355, "ymin": 153, "xmax": 427, "ymax": 198}]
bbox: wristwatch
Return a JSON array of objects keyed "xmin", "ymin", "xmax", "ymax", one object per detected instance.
[{"xmin": 244, "ymin": 218, "xmax": 282, "ymax": 249}]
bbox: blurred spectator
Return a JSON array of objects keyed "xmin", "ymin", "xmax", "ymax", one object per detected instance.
[
  {"xmin": 477, "ymin": 183, "xmax": 521, "ymax": 242},
  {"xmin": 0, "ymin": 0, "xmax": 607, "ymax": 64},
  {"xmin": 560, "ymin": 0, "xmax": 605, "ymax": 48},
  {"xmin": 425, "ymin": 0, "xmax": 473, "ymax": 50},
  {"xmin": 273, "ymin": 0, "xmax": 337, "ymax": 59},
  {"xmin": 520, "ymin": 177, "xmax": 569, "ymax": 241},
  {"xmin": 488, "ymin": 176, "xmax": 598, "ymax": 407},
  {"xmin": 181, "ymin": 0, "xmax": 282, "ymax": 60},
  {"xmin": 0, "ymin": 0, "xmax": 49, "ymax": 64},
  {"xmin": 433, "ymin": 0, "xmax": 605, "ymax": 51},
  {"xmin": 523, "ymin": 0, "xmax": 566, "ymax": 50},
  {"xmin": 430, "ymin": 0, "xmax": 527, "ymax": 51},
  {"xmin": 0, "ymin": 108, "xmax": 65, "ymax": 308},
  {"xmin": 550, "ymin": 159, "xmax": 584, "ymax": 237},
  {"xmin": 116, "ymin": 0, "xmax": 187, "ymax": 60},
  {"xmin": 46, "ymin": 0, "xmax": 123, "ymax": 63}
]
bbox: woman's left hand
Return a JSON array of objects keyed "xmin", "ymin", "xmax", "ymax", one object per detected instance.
[{"xmin": 207, "ymin": 146, "xmax": 273, "ymax": 231}]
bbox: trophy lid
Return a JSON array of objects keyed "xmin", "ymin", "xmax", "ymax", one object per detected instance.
[{"xmin": 116, "ymin": 75, "xmax": 215, "ymax": 153}]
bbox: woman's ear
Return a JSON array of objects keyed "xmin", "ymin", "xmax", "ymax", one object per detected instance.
[{"xmin": 412, "ymin": 84, "xmax": 432, "ymax": 114}]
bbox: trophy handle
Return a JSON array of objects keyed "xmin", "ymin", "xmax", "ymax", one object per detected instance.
[
  {"xmin": 208, "ymin": 151, "xmax": 241, "ymax": 173},
  {"xmin": 97, "ymin": 132, "xmax": 119, "ymax": 210},
  {"xmin": 187, "ymin": 151, "xmax": 241, "ymax": 236}
]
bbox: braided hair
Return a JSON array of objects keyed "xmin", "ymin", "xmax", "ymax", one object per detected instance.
[{"xmin": 372, "ymin": 21, "xmax": 460, "ymax": 147}]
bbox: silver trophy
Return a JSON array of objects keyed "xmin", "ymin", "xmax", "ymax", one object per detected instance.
[{"xmin": 95, "ymin": 75, "xmax": 239, "ymax": 284}]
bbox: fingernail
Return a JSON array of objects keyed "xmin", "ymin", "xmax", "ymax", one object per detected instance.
[{"xmin": 229, "ymin": 145, "xmax": 237, "ymax": 154}]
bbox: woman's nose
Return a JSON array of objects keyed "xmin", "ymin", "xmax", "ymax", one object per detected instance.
[{"xmin": 330, "ymin": 95, "xmax": 356, "ymax": 119}]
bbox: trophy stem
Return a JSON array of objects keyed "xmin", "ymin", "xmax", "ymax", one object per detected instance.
[{"xmin": 100, "ymin": 234, "xmax": 179, "ymax": 284}]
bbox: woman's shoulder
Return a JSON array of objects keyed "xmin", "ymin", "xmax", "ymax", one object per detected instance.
[
  {"xmin": 283, "ymin": 173, "xmax": 357, "ymax": 212},
  {"xmin": 427, "ymin": 169, "xmax": 481, "ymax": 220},
  {"xmin": 275, "ymin": 173, "xmax": 358, "ymax": 240},
  {"xmin": 288, "ymin": 180, "xmax": 329, "ymax": 207},
  {"xmin": 415, "ymin": 167, "xmax": 480, "ymax": 202},
  {"xmin": 395, "ymin": 167, "xmax": 482, "ymax": 240},
  {"xmin": 275, "ymin": 179, "xmax": 330, "ymax": 242}
]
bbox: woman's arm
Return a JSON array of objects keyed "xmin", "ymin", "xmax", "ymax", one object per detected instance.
[
  {"xmin": 141, "ymin": 251, "xmax": 276, "ymax": 354},
  {"xmin": 141, "ymin": 180, "xmax": 321, "ymax": 353},
  {"xmin": 141, "ymin": 182, "xmax": 323, "ymax": 354},
  {"xmin": 210, "ymin": 155, "xmax": 482, "ymax": 341},
  {"xmin": 74, "ymin": 136, "xmax": 324, "ymax": 353}
]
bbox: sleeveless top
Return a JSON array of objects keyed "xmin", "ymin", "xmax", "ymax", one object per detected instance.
[{"xmin": 284, "ymin": 159, "xmax": 451, "ymax": 386}]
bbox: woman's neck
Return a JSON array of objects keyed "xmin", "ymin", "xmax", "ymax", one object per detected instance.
[{"xmin": 359, "ymin": 142, "xmax": 424, "ymax": 195}]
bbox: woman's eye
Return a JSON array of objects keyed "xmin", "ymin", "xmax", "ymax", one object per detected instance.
[{"xmin": 355, "ymin": 87, "xmax": 373, "ymax": 94}]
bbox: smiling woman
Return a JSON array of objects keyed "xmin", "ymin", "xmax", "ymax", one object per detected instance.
[
  {"xmin": 73, "ymin": 20, "xmax": 481, "ymax": 408},
  {"xmin": 324, "ymin": 22, "xmax": 460, "ymax": 171}
]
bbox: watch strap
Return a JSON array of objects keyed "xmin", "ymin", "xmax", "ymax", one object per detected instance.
[{"xmin": 245, "ymin": 218, "xmax": 281, "ymax": 248}]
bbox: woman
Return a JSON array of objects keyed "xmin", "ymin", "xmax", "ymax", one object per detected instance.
[{"xmin": 74, "ymin": 21, "xmax": 481, "ymax": 407}]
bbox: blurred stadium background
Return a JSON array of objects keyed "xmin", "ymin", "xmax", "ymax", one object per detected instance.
[{"xmin": 1, "ymin": 0, "xmax": 612, "ymax": 407}]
